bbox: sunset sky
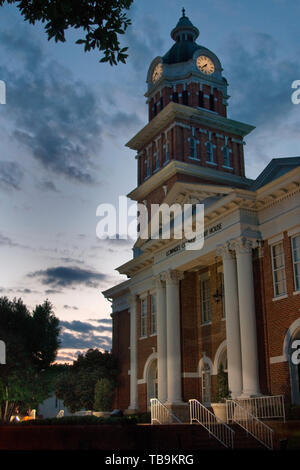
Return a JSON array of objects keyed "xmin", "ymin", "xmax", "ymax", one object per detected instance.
[{"xmin": 0, "ymin": 0, "xmax": 299, "ymax": 362}]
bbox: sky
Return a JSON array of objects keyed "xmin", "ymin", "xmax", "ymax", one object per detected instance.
[{"xmin": 0, "ymin": 0, "xmax": 300, "ymax": 362}]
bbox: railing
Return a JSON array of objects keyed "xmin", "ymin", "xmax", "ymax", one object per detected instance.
[
  {"xmin": 150, "ymin": 398, "xmax": 182, "ymax": 424},
  {"xmin": 226, "ymin": 400, "xmax": 274, "ymax": 449},
  {"xmin": 189, "ymin": 399, "xmax": 235, "ymax": 449},
  {"xmin": 236, "ymin": 395, "xmax": 285, "ymax": 422}
]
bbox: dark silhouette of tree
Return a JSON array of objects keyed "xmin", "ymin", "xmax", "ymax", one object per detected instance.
[
  {"xmin": 0, "ymin": 297, "xmax": 60, "ymax": 421},
  {"xmin": 0, "ymin": 0, "xmax": 133, "ymax": 65}
]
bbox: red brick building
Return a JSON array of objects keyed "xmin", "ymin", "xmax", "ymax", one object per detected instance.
[{"xmin": 103, "ymin": 11, "xmax": 300, "ymax": 415}]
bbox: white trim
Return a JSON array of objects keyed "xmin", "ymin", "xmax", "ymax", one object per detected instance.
[
  {"xmin": 270, "ymin": 355, "xmax": 287, "ymax": 364},
  {"xmin": 268, "ymin": 233, "xmax": 284, "ymax": 245},
  {"xmin": 283, "ymin": 318, "xmax": 300, "ymax": 359},
  {"xmin": 272, "ymin": 294, "xmax": 288, "ymax": 302},
  {"xmin": 213, "ymin": 340, "xmax": 227, "ymax": 375},
  {"xmin": 288, "ymin": 226, "xmax": 300, "ymax": 237},
  {"xmin": 140, "ymin": 351, "xmax": 158, "ymax": 383},
  {"xmin": 293, "ymin": 290, "xmax": 300, "ymax": 296},
  {"xmin": 182, "ymin": 372, "xmax": 199, "ymax": 378}
]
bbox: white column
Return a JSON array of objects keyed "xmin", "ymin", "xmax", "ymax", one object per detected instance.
[
  {"xmin": 162, "ymin": 269, "xmax": 184, "ymax": 405},
  {"xmin": 234, "ymin": 237, "xmax": 261, "ymax": 397},
  {"xmin": 218, "ymin": 243, "xmax": 243, "ymax": 398},
  {"xmin": 155, "ymin": 276, "xmax": 167, "ymax": 403},
  {"xmin": 128, "ymin": 294, "xmax": 138, "ymax": 410}
]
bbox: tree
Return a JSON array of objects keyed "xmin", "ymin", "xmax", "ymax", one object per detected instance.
[
  {"xmin": 0, "ymin": 0, "xmax": 133, "ymax": 65},
  {"xmin": 55, "ymin": 348, "xmax": 117, "ymax": 412},
  {"xmin": 94, "ymin": 378, "xmax": 114, "ymax": 411},
  {"xmin": 0, "ymin": 297, "xmax": 60, "ymax": 422}
]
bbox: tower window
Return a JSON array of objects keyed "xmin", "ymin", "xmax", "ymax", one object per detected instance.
[
  {"xmin": 154, "ymin": 151, "xmax": 160, "ymax": 170},
  {"xmin": 145, "ymin": 158, "xmax": 151, "ymax": 179},
  {"xmin": 198, "ymin": 91, "xmax": 204, "ymax": 108},
  {"xmin": 160, "ymin": 97, "xmax": 163, "ymax": 110},
  {"xmin": 189, "ymin": 137, "xmax": 198, "ymax": 160},
  {"xmin": 182, "ymin": 90, "xmax": 188, "ymax": 106},
  {"xmin": 206, "ymin": 141, "xmax": 214, "ymax": 163},
  {"xmin": 153, "ymin": 103, "xmax": 157, "ymax": 116},
  {"xmin": 163, "ymin": 142, "xmax": 170, "ymax": 163},
  {"xmin": 209, "ymin": 94, "xmax": 215, "ymax": 111},
  {"xmin": 223, "ymin": 146, "xmax": 231, "ymax": 167},
  {"xmin": 172, "ymin": 92, "xmax": 179, "ymax": 103}
]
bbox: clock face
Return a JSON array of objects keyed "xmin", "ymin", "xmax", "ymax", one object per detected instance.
[
  {"xmin": 152, "ymin": 63, "xmax": 163, "ymax": 82},
  {"xmin": 196, "ymin": 56, "xmax": 215, "ymax": 75}
]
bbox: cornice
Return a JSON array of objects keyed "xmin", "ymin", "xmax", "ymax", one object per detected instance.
[
  {"xmin": 127, "ymin": 159, "xmax": 253, "ymax": 201},
  {"xmin": 126, "ymin": 102, "xmax": 255, "ymax": 151}
]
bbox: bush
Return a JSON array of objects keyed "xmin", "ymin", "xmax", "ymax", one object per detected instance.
[
  {"xmin": 215, "ymin": 364, "xmax": 230, "ymax": 403},
  {"xmin": 94, "ymin": 378, "xmax": 114, "ymax": 411},
  {"xmin": 13, "ymin": 415, "xmax": 138, "ymax": 426}
]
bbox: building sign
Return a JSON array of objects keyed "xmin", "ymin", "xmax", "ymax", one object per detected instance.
[{"xmin": 166, "ymin": 223, "xmax": 222, "ymax": 257}]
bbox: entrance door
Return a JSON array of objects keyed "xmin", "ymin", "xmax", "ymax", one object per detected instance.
[{"xmin": 147, "ymin": 359, "xmax": 158, "ymax": 408}]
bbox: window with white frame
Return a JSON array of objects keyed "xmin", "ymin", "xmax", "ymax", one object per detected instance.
[
  {"xmin": 189, "ymin": 137, "xmax": 198, "ymax": 160},
  {"xmin": 222, "ymin": 146, "xmax": 231, "ymax": 167},
  {"xmin": 154, "ymin": 151, "xmax": 159, "ymax": 170},
  {"xmin": 292, "ymin": 234, "xmax": 300, "ymax": 291},
  {"xmin": 205, "ymin": 141, "xmax": 214, "ymax": 163},
  {"xmin": 163, "ymin": 142, "xmax": 169, "ymax": 163},
  {"xmin": 271, "ymin": 242, "xmax": 287, "ymax": 297},
  {"xmin": 201, "ymin": 278, "xmax": 211, "ymax": 324},
  {"xmin": 141, "ymin": 298, "xmax": 147, "ymax": 337},
  {"xmin": 150, "ymin": 294, "xmax": 157, "ymax": 334}
]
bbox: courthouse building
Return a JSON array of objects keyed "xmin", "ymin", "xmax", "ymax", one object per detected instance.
[{"xmin": 103, "ymin": 11, "xmax": 300, "ymax": 415}]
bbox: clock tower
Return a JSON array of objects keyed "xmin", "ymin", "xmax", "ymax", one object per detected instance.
[{"xmin": 126, "ymin": 9, "xmax": 255, "ymax": 216}]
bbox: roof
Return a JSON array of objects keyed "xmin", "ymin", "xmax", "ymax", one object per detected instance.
[
  {"xmin": 163, "ymin": 10, "xmax": 200, "ymax": 65},
  {"xmin": 251, "ymin": 157, "xmax": 300, "ymax": 190}
]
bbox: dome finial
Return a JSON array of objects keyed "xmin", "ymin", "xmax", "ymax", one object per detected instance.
[{"xmin": 182, "ymin": 7, "xmax": 186, "ymax": 17}]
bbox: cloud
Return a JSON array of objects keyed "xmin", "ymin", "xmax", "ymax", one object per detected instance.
[
  {"xmin": 37, "ymin": 180, "xmax": 59, "ymax": 193},
  {"xmin": 223, "ymin": 32, "xmax": 300, "ymax": 129},
  {"xmin": 61, "ymin": 319, "xmax": 112, "ymax": 334},
  {"xmin": 63, "ymin": 305, "xmax": 79, "ymax": 311},
  {"xmin": 28, "ymin": 265, "xmax": 111, "ymax": 288},
  {"xmin": 0, "ymin": 29, "xmax": 102, "ymax": 184},
  {"xmin": 0, "ymin": 161, "xmax": 23, "ymax": 190},
  {"xmin": 59, "ymin": 331, "xmax": 112, "ymax": 350}
]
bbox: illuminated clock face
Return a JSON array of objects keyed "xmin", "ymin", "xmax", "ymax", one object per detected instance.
[
  {"xmin": 152, "ymin": 63, "xmax": 163, "ymax": 82},
  {"xmin": 196, "ymin": 56, "xmax": 215, "ymax": 75}
]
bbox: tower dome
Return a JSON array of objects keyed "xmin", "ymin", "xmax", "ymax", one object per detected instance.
[{"xmin": 164, "ymin": 9, "xmax": 201, "ymax": 64}]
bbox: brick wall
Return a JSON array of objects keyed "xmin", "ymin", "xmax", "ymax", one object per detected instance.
[{"xmin": 111, "ymin": 308, "xmax": 130, "ymax": 410}]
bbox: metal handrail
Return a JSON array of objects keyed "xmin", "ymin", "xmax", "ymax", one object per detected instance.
[
  {"xmin": 236, "ymin": 395, "xmax": 285, "ymax": 422},
  {"xmin": 226, "ymin": 399, "xmax": 274, "ymax": 449},
  {"xmin": 189, "ymin": 399, "xmax": 235, "ymax": 449},
  {"xmin": 150, "ymin": 398, "xmax": 182, "ymax": 424}
]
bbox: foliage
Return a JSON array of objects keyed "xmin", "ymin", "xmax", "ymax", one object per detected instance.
[
  {"xmin": 16, "ymin": 415, "xmax": 138, "ymax": 425},
  {"xmin": 0, "ymin": 297, "xmax": 60, "ymax": 422},
  {"xmin": 55, "ymin": 349, "xmax": 117, "ymax": 413},
  {"xmin": 94, "ymin": 378, "xmax": 114, "ymax": 411},
  {"xmin": 215, "ymin": 363, "xmax": 230, "ymax": 403},
  {"xmin": 0, "ymin": 0, "xmax": 133, "ymax": 65}
]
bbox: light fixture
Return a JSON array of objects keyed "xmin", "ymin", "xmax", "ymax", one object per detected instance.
[{"xmin": 213, "ymin": 255, "xmax": 223, "ymax": 303}]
